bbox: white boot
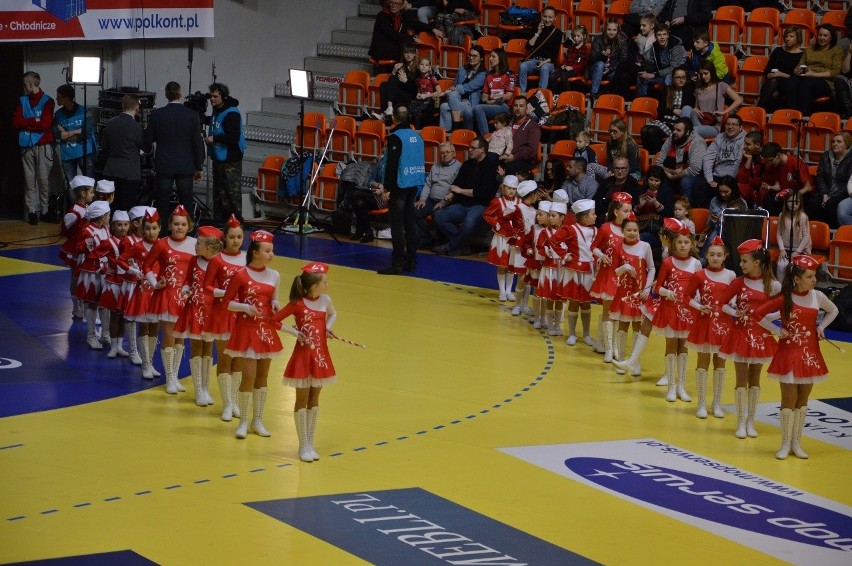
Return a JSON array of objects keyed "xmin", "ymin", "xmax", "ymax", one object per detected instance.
[
  {"xmin": 126, "ymin": 324, "xmax": 142, "ymax": 365},
  {"xmin": 734, "ymin": 387, "xmax": 748, "ymax": 439},
  {"xmin": 235, "ymin": 391, "xmax": 251, "ymax": 439},
  {"xmin": 72, "ymin": 297, "xmax": 84, "ymax": 319},
  {"xmin": 161, "ymin": 347, "xmax": 177, "ymax": 394},
  {"xmin": 791, "ymin": 406, "xmax": 809, "ymax": 459},
  {"xmin": 218, "ymin": 373, "xmax": 233, "ymax": 421},
  {"xmin": 306, "ymin": 406, "xmax": 321, "ymax": 460},
  {"xmin": 294, "ymin": 408, "xmax": 313, "ymax": 462},
  {"xmin": 231, "ymin": 372, "xmax": 242, "ymax": 418},
  {"xmin": 190, "ymin": 356, "xmax": 205, "ymax": 406},
  {"xmin": 251, "ymin": 387, "xmax": 271, "ymax": 437},
  {"xmin": 98, "ymin": 308, "xmax": 111, "ymax": 347},
  {"xmin": 775, "ymin": 408, "xmax": 794, "ymax": 460},
  {"xmin": 665, "ymin": 354, "xmax": 678, "ymax": 402},
  {"xmin": 602, "ymin": 321, "xmax": 614, "ymax": 363},
  {"xmin": 147, "ymin": 336, "xmax": 161, "ymax": 377},
  {"xmin": 201, "ymin": 356, "xmax": 214, "ymax": 405},
  {"xmin": 107, "ymin": 337, "xmax": 120, "ymax": 358},
  {"xmin": 711, "ymin": 368, "xmax": 726, "ymax": 418},
  {"xmin": 676, "ymin": 353, "xmax": 691, "ymax": 402},
  {"xmin": 139, "ymin": 336, "xmax": 154, "ymax": 379},
  {"xmin": 746, "ymin": 386, "xmax": 760, "ymax": 438},
  {"xmin": 593, "ymin": 315, "xmax": 605, "ymax": 353},
  {"xmin": 172, "ymin": 342, "xmax": 186, "ymax": 392},
  {"xmin": 614, "ymin": 329, "xmax": 627, "ymax": 361},
  {"xmin": 86, "ymin": 309, "xmax": 102, "ymax": 350},
  {"xmin": 656, "ymin": 374, "xmax": 669, "ymax": 386},
  {"xmin": 695, "ymin": 369, "xmax": 708, "ymax": 418},
  {"xmin": 613, "ymin": 334, "xmax": 646, "ymax": 377},
  {"xmin": 115, "ymin": 335, "xmax": 129, "ymax": 357}
]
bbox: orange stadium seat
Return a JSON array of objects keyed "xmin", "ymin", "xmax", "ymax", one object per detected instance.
[
  {"xmin": 743, "ymin": 7, "xmax": 780, "ymax": 56},
  {"xmin": 327, "ymin": 115, "xmax": 357, "ymax": 162},
  {"xmin": 313, "ymin": 163, "xmax": 339, "ymax": 212},
  {"xmin": 450, "ymin": 128, "xmax": 478, "ymax": 162},
  {"xmin": 781, "ymin": 9, "xmax": 816, "ymax": 45},
  {"xmin": 710, "ymin": 5, "xmax": 745, "ymax": 54},
  {"xmin": 737, "ymin": 55, "xmax": 769, "ymax": 104},
  {"xmin": 337, "ymin": 70, "xmax": 370, "ymax": 118},
  {"xmin": 589, "ymin": 94, "xmax": 625, "ymax": 143},
  {"xmin": 354, "ymin": 119, "xmax": 387, "ymax": 161},
  {"xmin": 574, "ymin": 0, "xmax": 605, "ymax": 35},
  {"xmin": 765, "ymin": 108, "xmax": 803, "ymax": 151},
  {"xmin": 480, "ymin": 0, "xmax": 510, "ymax": 36},
  {"xmin": 738, "ymin": 105, "xmax": 767, "ymax": 134},
  {"xmin": 802, "ymin": 112, "xmax": 842, "ymax": 166},
  {"xmin": 256, "ymin": 155, "xmax": 287, "ymax": 204}
]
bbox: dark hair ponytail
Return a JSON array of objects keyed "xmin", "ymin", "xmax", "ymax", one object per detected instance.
[
  {"xmin": 781, "ymin": 263, "xmax": 804, "ymax": 324},
  {"xmin": 246, "ymin": 241, "xmax": 260, "ymax": 265}
]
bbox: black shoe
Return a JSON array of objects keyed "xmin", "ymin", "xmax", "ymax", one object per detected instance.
[
  {"xmin": 447, "ymin": 246, "xmax": 471, "ymax": 257},
  {"xmin": 350, "ymin": 231, "xmax": 364, "ymax": 241},
  {"xmin": 359, "ymin": 234, "xmax": 374, "ymax": 243},
  {"xmin": 377, "ymin": 265, "xmax": 404, "ymax": 275},
  {"xmin": 28, "ymin": 213, "xmax": 39, "ymax": 225},
  {"xmin": 433, "ymin": 244, "xmax": 448, "ymax": 255},
  {"xmin": 403, "ymin": 259, "xmax": 417, "ymax": 272}
]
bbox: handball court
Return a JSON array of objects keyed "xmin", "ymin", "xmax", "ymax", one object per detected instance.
[{"xmin": 0, "ymin": 222, "xmax": 850, "ymax": 565}]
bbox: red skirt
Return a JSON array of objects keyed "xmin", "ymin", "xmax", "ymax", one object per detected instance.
[{"xmin": 590, "ymin": 262, "xmax": 618, "ymax": 300}]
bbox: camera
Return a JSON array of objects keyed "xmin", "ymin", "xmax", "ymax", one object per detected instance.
[{"xmin": 184, "ymin": 91, "xmax": 211, "ymax": 124}]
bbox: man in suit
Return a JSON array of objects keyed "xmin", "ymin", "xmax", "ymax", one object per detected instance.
[
  {"xmin": 101, "ymin": 93, "xmax": 144, "ymax": 212},
  {"xmin": 145, "ymin": 81, "xmax": 204, "ymax": 226}
]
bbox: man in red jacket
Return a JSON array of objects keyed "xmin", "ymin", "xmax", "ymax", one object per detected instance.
[
  {"xmin": 499, "ymin": 96, "xmax": 541, "ymax": 175},
  {"xmin": 13, "ymin": 71, "xmax": 55, "ymax": 225}
]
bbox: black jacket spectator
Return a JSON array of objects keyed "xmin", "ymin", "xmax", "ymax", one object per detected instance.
[{"xmin": 368, "ymin": 2, "xmax": 431, "ymax": 61}]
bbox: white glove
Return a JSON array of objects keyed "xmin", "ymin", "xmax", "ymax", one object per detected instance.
[
  {"xmin": 502, "ymin": 206, "xmax": 515, "ymax": 216},
  {"xmin": 658, "ymin": 288, "xmax": 674, "ymax": 300},
  {"xmin": 213, "ymin": 288, "xmax": 225, "ymax": 298}
]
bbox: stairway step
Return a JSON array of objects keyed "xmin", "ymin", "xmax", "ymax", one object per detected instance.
[
  {"xmin": 261, "ymin": 96, "xmax": 333, "ymax": 116},
  {"xmin": 359, "ymin": 2, "xmax": 381, "ymax": 17},
  {"xmin": 276, "ymin": 83, "xmax": 338, "ymax": 103},
  {"xmin": 346, "ymin": 16, "xmax": 375, "ymax": 33},
  {"xmin": 244, "ymin": 140, "xmax": 290, "ymax": 162},
  {"xmin": 305, "ymin": 56, "xmax": 370, "ymax": 77},
  {"xmin": 332, "ymin": 29, "xmax": 372, "ymax": 47},
  {"xmin": 317, "ymin": 43, "xmax": 370, "ymax": 60},
  {"xmin": 245, "ymin": 111, "xmax": 299, "ymax": 131},
  {"xmin": 245, "ymin": 124, "xmax": 295, "ymax": 146}
]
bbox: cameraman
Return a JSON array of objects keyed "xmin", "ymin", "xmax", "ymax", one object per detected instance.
[
  {"xmin": 206, "ymin": 82, "xmax": 246, "ymax": 221},
  {"xmin": 144, "ymin": 81, "xmax": 205, "ymax": 227}
]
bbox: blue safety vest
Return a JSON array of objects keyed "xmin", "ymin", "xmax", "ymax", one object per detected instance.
[
  {"xmin": 54, "ymin": 104, "xmax": 96, "ymax": 161},
  {"xmin": 209, "ymin": 106, "xmax": 246, "ymax": 162},
  {"xmin": 389, "ymin": 130, "xmax": 425, "ymax": 191},
  {"xmin": 19, "ymin": 94, "xmax": 52, "ymax": 147}
]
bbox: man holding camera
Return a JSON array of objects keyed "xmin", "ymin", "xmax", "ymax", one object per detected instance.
[
  {"xmin": 206, "ymin": 82, "xmax": 246, "ymax": 221},
  {"xmin": 145, "ymin": 81, "xmax": 205, "ymax": 226}
]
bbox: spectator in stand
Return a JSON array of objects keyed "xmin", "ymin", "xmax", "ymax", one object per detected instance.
[
  {"xmin": 759, "ymin": 142, "xmax": 813, "ymax": 217},
  {"xmin": 632, "ymin": 15, "xmax": 659, "ymax": 93},
  {"xmin": 472, "ymin": 48, "xmax": 516, "ymax": 136},
  {"xmin": 686, "ymin": 61, "xmax": 742, "ymax": 140},
  {"xmin": 411, "ymin": 0, "xmax": 440, "ymax": 24},
  {"xmin": 686, "ymin": 30, "xmax": 729, "ymax": 84},
  {"xmin": 439, "ymin": 46, "xmax": 487, "ymax": 131},
  {"xmin": 408, "ymin": 56, "xmax": 443, "ymax": 129},
  {"xmin": 635, "ymin": 165, "xmax": 673, "ymax": 242},
  {"xmin": 588, "ymin": 19, "xmax": 630, "ymax": 101},
  {"xmin": 636, "ymin": 24, "xmax": 686, "ymax": 97},
  {"xmin": 518, "ymin": 6, "xmax": 564, "ymax": 93},
  {"xmin": 785, "ymin": 24, "xmax": 844, "ymax": 117},
  {"xmin": 700, "ymin": 113, "xmax": 746, "ymax": 209},
  {"xmin": 841, "ymin": 177, "xmax": 852, "ymax": 226},
  {"xmin": 415, "ymin": 141, "xmax": 462, "ymax": 248},
  {"xmin": 431, "ymin": 0, "xmax": 478, "ymax": 46},
  {"xmin": 700, "ymin": 175, "xmax": 747, "ymax": 257},
  {"xmin": 835, "ymin": 44, "xmax": 852, "ymax": 119},
  {"xmin": 499, "ymin": 96, "xmax": 541, "ymax": 174},
  {"xmin": 550, "ymin": 26, "xmax": 591, "ymax": 95},
  {"xmin": 368, "ymin": 0, "xmax": 436, "ymax": 65},
  {"xmin": 377, "ymin": 45, "xmax": 419, "ymax": 119},
  {"xmin": 433, "ymin": 136, "xmax": 499, "ymax": 256},
  {"xmin": 641, "ymin": 67, "xmax": 695, "ymax": 154},
  {"xmin": 13, "ymin": 71, "xmax": 55, "ymax": 225},
  {"xmin": 736, "ymin": 130, "xmax": 765, "ymax": 207},
  {"xmin": 809, "ymin": 132, "xmax": 852, "ymax": 228},
  {"xmin": 606, "ymin": 119, "xmax": 640, "ymax": 180},
  {"xmin": 756, "ymin": 27, "xmax": 804, "ymax": 112},
  {"xmin": 655, "ymin": 117, "xmax": 707, "ymax": 206},
  {"xmin": 594, "ymin": 156, "xmax": 640, "ymax": 224},
  {"xmin": 623, "ymin": 0, "xmax": 668, "ymax": 38},
  {"xmin": 564, "ymin": 157, "xmax": 609, "ymax": 205},
  {"xmin": 540, "ymin": 157, "xmax": 566, "ymax": 198},
  {"xmin": 661, "ymin": 0, "xmax": 711, "ymax": 59}
]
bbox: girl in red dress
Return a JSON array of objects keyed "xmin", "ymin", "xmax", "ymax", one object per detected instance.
[
  {"xmin": 527, "ymin": 202, "xmax": 550, "ymax": 329},
  {"xmin": 224, "ymin": 230, "xmax": 284, "ymax": 439},
  {"xmin": 274, "ymin": 262, "xmax": 337, "ymax": 463},
  {"xmin": 537, "ymin": 202, "xmax": 570, "ymax": 336},
  {"xmin": 117, "ymin": 206, "xmax": 147, "ymax": 367},
  {"xmin": 590, "ymin": 193, "xmax": 632, "ymax": 362},
  {"xmin": 651, "ymin": 220, "xmax": 702, "ymax": 403},
  {"xmin": 718, "ymin": 239, "xmax": 781, "ymax": 439},
  {"xmin": 559, "ymin": 199, "xmax": 598, "ymax": 344},
  {"xmin": 684, "ymin": 236, "xmax": 736, "ymax": 419},
  {"xmin": 98, "ymin": 210, "xmax": 130, "ymax": 359},
  {"xmin": 484, "ymin": 175, "xmax": 522, "ymax": 302},
  {"xmin": 509, "ymin": 181, "xmax": 539, "ymax": 316},
  {"xmin": 203, "ymin": 215, "xmax": 247, "ymax": 421},
  {"xmin": 609, "ymin": 213, "xmax": 655, "ymax": 374},
  {"xmin": 72, "ymin": 201, "xmax": 111, "ymax": 351},
  {"xmin": 174, "ymin": 226, "xmax": 222, "ymax": 407},
  {"xmin": 143, "ymin": 205, "xmax": 197, "ymax": 395},
  {"xmin": 756, "ymin": 255, "xmax": 838, "ymax": 460},
  {"xmin": 60, "ymin": 175, "xmax": 94, "ymax": 320},
  {"xmin": 119, "ymin": 209, "xmax": 161, "ymax": 380}
]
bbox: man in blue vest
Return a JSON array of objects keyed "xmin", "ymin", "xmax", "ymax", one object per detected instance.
[
  {"xmin": 206, "ymin": 82, "xmax": 246, "ymax": 221},
  {"xmin": 13, "ymin": 72, "xmax": 55, "ymax": 225},
  {"xmin": 54, "ymin": 83, "xmax": 96, "ymax": 186},
  {"xmin": 377, "ymin": 106, "xmax": 426, "ymax": 276}
]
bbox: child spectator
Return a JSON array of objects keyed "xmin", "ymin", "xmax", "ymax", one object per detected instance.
[
  {"xmin": 409, "ymin": 57, "xmax": 443, "ymax": 129},
  {"xmin": 574, "ymin": 131, "xmax": 597, "ymax": 164},
  {"xmin": 551, "ymin": 26, "xmax": 591, "ymax": 94},
  {"xmin": 487, "ymin": 112, "xmax": 513, "ymax": 162},
  {"xmin": 673, "ymin": 197, "xmax": 695, "ymax": 234},
  {"xmin": 776, "ymin": 192, "xmax": 812, "ymax": 282}
]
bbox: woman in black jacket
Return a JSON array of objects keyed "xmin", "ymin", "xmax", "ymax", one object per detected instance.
[{"xmin": 809, "ymin": 131, "xmax": 852, "ymax": 228}]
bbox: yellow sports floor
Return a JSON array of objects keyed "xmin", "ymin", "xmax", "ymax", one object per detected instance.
[{"xmin": 1, "ymin": 252, "xmax": 851, "ymax": 565}]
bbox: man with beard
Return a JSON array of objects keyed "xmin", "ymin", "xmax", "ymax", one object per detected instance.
[{"xmin": 655, "ymin": 117, "xmax": 706, "ymax": 208}]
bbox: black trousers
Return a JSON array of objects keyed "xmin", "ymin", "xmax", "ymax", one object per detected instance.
[
  {"xmin": 109, "ymin": 177, "xmax": 142, "ymax": 213},
  {"xmin": 389, "ymin": 186, "xmax": 418, "ymax": 266},
  {"xmin": 155, "ymin": 173, "xmax": 194, "ymax": 228}
]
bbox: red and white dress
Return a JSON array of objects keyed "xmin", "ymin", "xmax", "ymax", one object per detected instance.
[
  {"xmin": 58, "ymin": 202, "xmax": 87, "ymax": 269},
  {"xmin": 97, "ymin": 234, "xmax": 126, "ymax": 311},
  {"xmin": 509, "ymin": 202, "xmax": 536, "ymax": 275},
  {"xmin": 590, "ymin": 222, "xmax": 624, "ymax": 301},
  {"xmin": 484, "ymin": 196, "xmax": 522, "ymax": 267},
  {"xmin": 116, "ymin": 234, "xmax": 142, "ymax": 313},
  {"xmin": 609, "ymin": 240, "xmax": 654, "ymax": 322},
  {"xmin": 173, "ymin": 256, "xmax": 211, "ymax": 340},
  {"xmin": 118, "ymin": 239, "xmax": 157, "ymax": 322},
  {"xmin": 535, "ymin": 226, "xmax": 563, "ymax": 300},
  {"xmin": 755, "ymin": 290, "xmax": 838, "ymax": 384},
  {"xmin": 223, "ymin": 266, "xmax": 283, "ymax": 359},
  {"xmin": 524, "ymin": 224, "xmax": 545, "ymax": 286},
  {"xmin": 684, "ymin": 266, "xmax": 736, "ymax": 353},
  {"xmin": 718, "ymin": 276, "xmax": 781, "ymax": 364},
  {"xmin": 651, "ymin": 255, "xmax": 702, "ymax": 338},
  {"xmin": 143, "ymin": 235, "xmax": 197, "ymax": 323},
  {"xmin": 73, "ymin": 222, "xmax": 110, "ymax": 303},
  {"xmin": 558, "ymin": 223, "xmax": 597, "ymax": 303},
  {"xmin": 203, "ymin": 250, "xmax": 247, "ymax": 341},
  {"xmin": 276, "ymin": 295, "xmax": 337, "ymax": 388}
]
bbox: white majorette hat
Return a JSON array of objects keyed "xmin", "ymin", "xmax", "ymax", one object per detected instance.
[
  {"xmin": 128, "ymin": 206, "xmax": 148, "ymax": 220},
  {"xmin": 85, "ymin": 200, "xmax": 111, "ymax": 219},
  {"xmin": 538, "ymin": 200, "xmax": 552, "ymax": 212},
  {"xmin": 95, "ymin": 179, "xmax": 115, "ymax": 193},
  {"xmin": 502, "ymin": 175, "xmax": 519, "ymax": 188},
  {"xmin": 571, "ymin": 199, "xmax": 595, "ymax": 215},
  {"xmin": 112, "ymin": 210, "xmax": 130, "ymax": 222},
  {"xmin": 70, "ymin": 175, "xmax": 95, "ymax": 189},
  {"xmin": 517, "ymin": 180, "xmax": 538, "ymax": 197},
  {"xmin": 551, "ymin": 202, "xmax": 568, "ymax": 215},
  {"xmin": 552, "ymin": 188, "xmax": 569, "ymax": 203}
]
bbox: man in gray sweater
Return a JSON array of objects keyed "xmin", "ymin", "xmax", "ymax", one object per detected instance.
[
  {"xmin": 700, "ymin": 114, "xmax": 745, "ymax": 208},
  {"xmin": 415, "ymin": 141, "xmax": 462, "ymax": 248}
]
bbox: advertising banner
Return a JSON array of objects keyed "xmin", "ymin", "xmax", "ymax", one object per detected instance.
[{"xmin": 0, "ymin": 0, "xmax": 214, "ymax": 42}]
